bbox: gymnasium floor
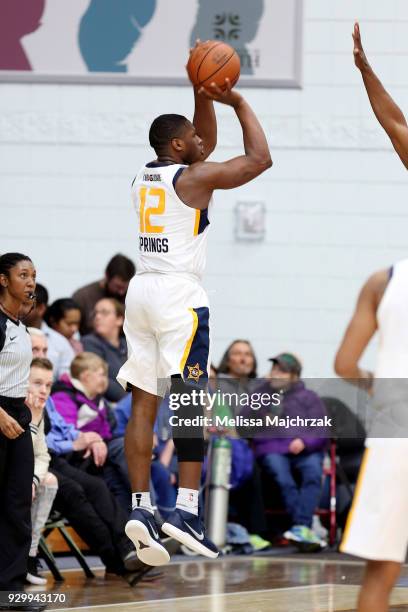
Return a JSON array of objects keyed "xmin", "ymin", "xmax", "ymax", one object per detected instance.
[{"xmin": 33, "ymin": 554, "xmax": 408, "ymax": 612}]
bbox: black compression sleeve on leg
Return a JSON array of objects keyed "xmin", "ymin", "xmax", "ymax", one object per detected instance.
[{"xmin": 170, "ymin": 375, "xmax": 205, "ymax": 462}]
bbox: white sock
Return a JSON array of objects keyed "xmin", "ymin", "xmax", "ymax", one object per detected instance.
[
  {"xmin": 132, "ymin": 492, "xmax": 154, "ymax": 514},
  {"xmin": 176, "ymin": 488, "xmax": 199, "ymax": 516}
]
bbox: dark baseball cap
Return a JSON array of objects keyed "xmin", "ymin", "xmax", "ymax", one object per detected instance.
[{"xmin": 269, "ymin": 353, "xmax": 302, "ymax": 376}]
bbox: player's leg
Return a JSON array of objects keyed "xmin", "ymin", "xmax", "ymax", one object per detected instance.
[
  {"xmin": 341, "ymin": 442, "xmax": 408, "ymax": 610},
  {"xmin": 357, "ymin": 560, "xmax": 401, "ymax": 612},
  {"xmin": 124, "ymin": 386, "xmax": 170, "ymax": 566},
  {"xmin": 125, "ymin": 386, "xmax": 159, "ymax": 494},
  {"xmin": 157, "ymin": 296, "xmax": 218, "ymax": 558}
]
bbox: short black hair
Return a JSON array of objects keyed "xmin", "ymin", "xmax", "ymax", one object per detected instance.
[
  {"xmin": 34, "ymin": 283, "xmax": 49, "ymax": 307},
  {"xmin": 149, "ymin": 114, "xmax": 189, "ymax": 153},
  {"xmin": 105, "ymin": 254, "xmax": 135, "ymax": 281},
  {"xmin": 45, "ymin": 298, "xmax": 80, "ymax": 327}
]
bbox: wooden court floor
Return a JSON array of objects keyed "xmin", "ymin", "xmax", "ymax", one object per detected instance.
[{"xmin": 31, "ymin": 556, "xmax": 408, "ymax": 612}]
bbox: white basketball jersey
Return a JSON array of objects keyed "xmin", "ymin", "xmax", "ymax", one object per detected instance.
[
  {"xmin": 376, "ymin": 259, "xmax": 408, "ymax": 377},
  {"xmin": 132, "ymin": 162, "xmax": 212, "ymax": 281}
]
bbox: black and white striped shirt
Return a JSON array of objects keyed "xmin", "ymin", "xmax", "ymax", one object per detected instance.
[{"xmin": 0, "ymin": 311, "xmax": 32, "ymax": 398}]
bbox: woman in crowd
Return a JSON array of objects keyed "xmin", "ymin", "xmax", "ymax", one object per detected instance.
[
  {"xmin": 0, "ymin": 252, "xmax": 42, "ymax": 607},
  {"xmin": 215, "ymin": 339, "xmax": 271, "ymax": 550},
  {"xmin": 82, "ymin": 298, "xmax": 127, "ymax": 402},
  {"xmin": 45, "ymin": 298, "xmax": 83, "ymax": 355}
]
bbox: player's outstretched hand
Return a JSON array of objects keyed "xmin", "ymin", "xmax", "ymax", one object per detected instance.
[
  {"xmin": 352, "ymin": 22, "xmax": 370, "ymax": 72},
  {"xmin": 198, "ymin": 79, "xmax": 243, "ymax": 109}
]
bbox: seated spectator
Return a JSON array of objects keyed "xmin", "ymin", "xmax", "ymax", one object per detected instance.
[
  {"xmin": 28, "ymin": 327, "xmax": 48, "ymax": 359},
  {"xmin": 25, "ymin": 283, "xmax": 75, "ymax": 379},
  {"xmin": 27, "ymin": 334, "xmax": 142, "ymax": 576},
  {"xmin": 45, "ymin": 298, "xmax": 83, "ymax": 355},
  {"xmin": 251, "ymin": 353, "xmax": 328, "ymax": 550},
  {"xmin": 213, "ymin": 340, "xmax": 270, "ymax": 549},
  {"xmin": 73, "ymin": 254, "xmax": 135, "ymax": 335},
  {"xmin": 26, "ymin": 358, "xmax": 59, "ymax": 585},
  {"xmin": 82, "ymin": 298, "xmax": 127, "ymax": 402},
  {"xmin": 51, "ymin": 352, "xmax": 113, "ymax": 468}
]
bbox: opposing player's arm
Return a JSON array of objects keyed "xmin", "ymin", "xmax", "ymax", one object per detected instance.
[
  {"xmin": 334, "ymin": 269, "xmax": 389, "ymax": 388},
  {"xmin": 353, "ymin": 23, "xmax": 408, "ymax": 169}
]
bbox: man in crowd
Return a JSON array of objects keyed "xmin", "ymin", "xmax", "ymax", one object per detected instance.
[
  {"xmin": 73, "ymin": 254, "xmax": 135, "ymax": 335},
  {"xmin": 251, "ymin": 353, "xmax": 328, "ymax": 550}
]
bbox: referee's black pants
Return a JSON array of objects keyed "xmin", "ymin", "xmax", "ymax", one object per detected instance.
[{"xmin": 0, "ymin": 398, "xmax": 33, "ymax": 591}]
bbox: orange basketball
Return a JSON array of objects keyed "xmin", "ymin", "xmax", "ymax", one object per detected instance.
[{"xmin": 187, "ymin": 40, "xmax": 240, "ymax": 90}]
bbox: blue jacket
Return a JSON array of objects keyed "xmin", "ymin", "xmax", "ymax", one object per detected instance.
[{"xmin": 45, "ymin": 396, "xmax": 80, "ymax": 455}]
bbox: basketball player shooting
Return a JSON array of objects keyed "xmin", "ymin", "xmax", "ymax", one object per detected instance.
[
  {"xmin": 117, "ymin": 42, "xmax": 272, "ymax": 566},
  {"xmin": 333, "ymin": 24, "xmax": 408, "ymax": 612}
]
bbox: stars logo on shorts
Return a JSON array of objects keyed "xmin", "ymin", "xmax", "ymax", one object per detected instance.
[{"xmin": 187, "ymin": 363, "xmax": 204, "ymax": 382}]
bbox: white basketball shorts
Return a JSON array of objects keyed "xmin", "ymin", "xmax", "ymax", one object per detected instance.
[
  {"xmin": 117, "ymin": 273, "xmax": 210, "ymax": 397},
  {"xmin": 340, "ymin": 438, "xmax": 408, "ymax": 563}
]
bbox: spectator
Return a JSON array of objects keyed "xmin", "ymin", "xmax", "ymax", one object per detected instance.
[
  {"xmin": 45, "ymin": 298, "xmax": 83, "ymax": 355},
  {"xmin": 29, "ymin": 327, "xmax": 48, "ymax": 358},
  {"xmin": 51, "ymin": 352, "xmax": 112, "ymax": 465},
  {"xmin": 213, "ymin": 340, "xmax": 270, "ymax": 547},
  {"xmin": 26, "ymin": 358, "xmax": 58, "ymax": 586},
  {"xmin": 82, "ymin": 298, "xmax": 127, "ymax": 402},
  {"xmin": 27, "ymin": 317, "xmax": 144, "ymax": 576},
  {"xmin": 24, "ymin": 283, "xmax": 75, "ymax": 380},
  {"xmin": 252, "ymin": 353, "xmax": 328, "ymax": 550},
  {"xmin": 73, "ymin": 254, "xmax": 135, "ymax": 335}
]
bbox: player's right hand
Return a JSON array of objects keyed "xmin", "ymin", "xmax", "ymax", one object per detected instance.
[
  {"xmin": 198, "ymin": 79, "xmax": 243, "ymax": 109},
  {"xmin": 352, "ymin": 22, "xmax": 370, "ymax": 72}
]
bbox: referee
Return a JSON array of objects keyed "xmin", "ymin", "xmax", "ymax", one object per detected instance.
[{"xmin": 0, "ymin": 253, "xmax": 44, "ymax": 611}]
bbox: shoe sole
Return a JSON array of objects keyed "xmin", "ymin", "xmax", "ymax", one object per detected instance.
[
  {"xmin": 26, "ymin": 572, "xmax": 47, "ymax": 585},
  {"xmin": 125, "ymin": 520, "xmax": 170, "ymax": 566},
  {"xmin": 161, "ymin": 522, "xmax": 219, "ymax": 559},
  {"xmin": 283, "ymin": 531, "xmax": 325, "ymax": 552}
]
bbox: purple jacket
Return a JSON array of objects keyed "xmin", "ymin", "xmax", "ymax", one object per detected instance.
[
  {"xmin": 248, "ymin": 380, "xmax": 328, "ymax": 458},
  {"xmin": 51, "ymin": 374, "xmax": 112, "ymax": 441}
]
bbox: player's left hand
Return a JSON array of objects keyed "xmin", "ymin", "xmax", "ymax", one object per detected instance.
[
  {"xmin": 186, "ymin": 39, "xmax": 204, "ymax": 86},
  {"xmin": 352, "ymin": 22, "xmax": 370, "ymax": 72}
]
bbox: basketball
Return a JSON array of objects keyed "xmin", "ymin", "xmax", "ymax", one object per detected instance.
[{"xmin": 187, "ymin": 40, "xmax": 241, "ymax": 90}]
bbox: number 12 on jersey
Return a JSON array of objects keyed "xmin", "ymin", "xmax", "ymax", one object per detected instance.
[{"xmin": 139, "ymin": 187, "xmax": 166, "ymax": 234}]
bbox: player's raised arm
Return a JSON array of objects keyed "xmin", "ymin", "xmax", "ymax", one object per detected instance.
[
  {"xmin": 353, "ymin": 22, "xmax": 408, "ymax": 169},
  {"xmin": 177, "ymin": 81, "xmax": 272, "ymax": 206},
  {"xmin": 188, "ymin": 42, "xmax": 217, "ymax": 159}
]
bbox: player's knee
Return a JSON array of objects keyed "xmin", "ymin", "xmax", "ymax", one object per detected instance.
[{"xmin": 174, "ymin": 437, "xmax": 204, "ymax": 462}]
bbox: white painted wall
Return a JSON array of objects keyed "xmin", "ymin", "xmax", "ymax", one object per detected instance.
[{"xmin": 1, "ymin": 0, "xmax": 408, "ymax": 377}]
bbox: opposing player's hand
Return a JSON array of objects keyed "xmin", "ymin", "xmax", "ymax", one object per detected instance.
[
  {"xmin": 352, "ymin": 22, "xmax": 370, "ymax": 72},
  {"xmin": 198, "ymin": 79, "xmax": 243, "ymax": 109}
]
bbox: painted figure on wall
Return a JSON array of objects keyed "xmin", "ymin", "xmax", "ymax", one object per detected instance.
[
  {"xmin": 0, "ymin": 0, "xmax": 46, "ymax": 70},
  {"xmin": 79, "ymin": 0, "xmax": 157, "ymax": 72},
  {"xmin": 190, "ymin": 0, "xmax": 264, "ymax": 75}
]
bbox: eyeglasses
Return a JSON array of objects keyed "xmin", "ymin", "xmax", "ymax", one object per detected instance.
[{"xmin": 93, "ymin": 309, "xmax": 115, "ymax": 317}]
